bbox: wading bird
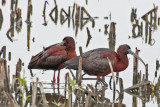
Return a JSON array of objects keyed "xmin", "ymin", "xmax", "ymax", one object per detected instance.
[
  {"xmin": 64, "ymin": 44, "xmax": 145, "ymax": 79},
  {"xmin": 28, "ymin": 36, "xmax": 77, "ymax": 85}
]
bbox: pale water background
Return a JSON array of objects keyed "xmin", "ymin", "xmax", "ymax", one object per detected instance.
[{"xmin": 0, "ymin": 0, "xmax": 160, "ymax": 106}]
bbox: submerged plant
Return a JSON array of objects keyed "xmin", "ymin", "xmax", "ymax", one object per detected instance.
[
  {"xmin": 12, "ymin": 69, "xmax": 31, "ymax": 107},
  {"xmin": 52, "ymin": 77, "xmax": 83, "ymax": 107}
]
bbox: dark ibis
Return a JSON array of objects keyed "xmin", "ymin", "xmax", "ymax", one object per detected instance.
[
  {"xmin": 64, "ymin": 44, "xmax": 145, "ymax": 78},
  {"xmin": 28, "ymin": 36, "xmax": 77, "ymax": 84}
]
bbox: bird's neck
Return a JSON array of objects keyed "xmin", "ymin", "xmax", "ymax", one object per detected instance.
[
  {"xmin": 114, "ymin": 53, "xmax": 129, "ymax": 72},
  {"xmin": 67, "ymin": 50, "xmax": 77, "ymax": 60}
]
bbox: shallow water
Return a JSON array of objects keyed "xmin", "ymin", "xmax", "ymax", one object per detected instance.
[{"xmin": 0, "ymin": 0, "xmax": 160, "ymax": 106}]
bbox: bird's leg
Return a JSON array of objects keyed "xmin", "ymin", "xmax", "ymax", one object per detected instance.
[
  {"xmin": 52, "ymin": 71, "xmax": 56, "ymax": 93},
  {"xmin": 57, "ymin": 70, "xmax": 60, "ymax": 94},
  {"xmin": 53, "ymin": 71, "xmax": 56, "ymax": 84},
  {"xmin": 57, "ymin": 70, "xmax": 60, "ymax": 84},
  {"xmin": 95, "ymin": 76, "xmax": 108, "ymax": 88}
]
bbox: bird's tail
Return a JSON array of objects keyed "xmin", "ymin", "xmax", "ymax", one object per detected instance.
[
  {"xmin": 64, "ymin": 56, "xmax": 80, "ymax": 70},
  {"xmin": 28, "ymin": 52, "xmax": 43, "ymax": 69}
]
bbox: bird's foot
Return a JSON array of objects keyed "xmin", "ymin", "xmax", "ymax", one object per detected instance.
[{"xmin": 95, "ymin": 78, "xmax": 108, "ymax": 89}]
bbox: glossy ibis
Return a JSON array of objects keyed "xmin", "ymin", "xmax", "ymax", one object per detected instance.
[
  {"xmin": 28, "ymin": 36, "xmax": 77, "ymax": 84},
  {"xmin": 64, "ymin": 44, "xmax": 145, "ymax": 77}
]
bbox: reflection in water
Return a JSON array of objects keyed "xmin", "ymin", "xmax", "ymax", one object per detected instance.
[
  {"xmin": 81, "ymin": 7, "xmax": 95, "ymax": 28},
  {"xmin": 10, "ymin": 10, "xmax": 15, "ymax": 37},
  {"xmin": 130, "ymin": 6, "xmax": 159, "ymax": 46},
  {"xmin": 132, "ymin": 20, "xmax": 143, "ymax": 38},
  {"xmin": 15, "ymin": 8, "xmax": 22, "ymax": 33},
  {"xmin": 131, "ymin": 8, "xmax": 137, "ymax": 23},
  {"xmin": 26, "ymin": 0, "xmax": 32, "ymax": 51},
  {"xmin": 75, "ymin": 6, "xmax": 80, "ymax": 36},
  {"xmin": 104, "ymin": 24, "xmax": 109, "ymax": 35},
  {"xmin": 49, "ymin": 3, "xmax": 96, "ymax": 37},
  {"xmin": 86, "ymin": 27, "xmax": 92, "ymax": 47},
  {"xmin": 6, "ymin": 27, "xmax": 13, "ymax": 42},
  {"xmin": 0, "ymin": 46, "xmax": 6, "ymax": 59},
  {"xmin": 155, "ymin": 76, "xmax": 160, "ymax": 106},
  {"xmin": 0, "ymin": 9, "xmax": 3, "ymax": 30},
  {"xmin": 49, "ymin": 6, "xmax": 58, "ymax": 25},
  {"xmin": 108, "ymin": 22, "xmax": 116, "ymax": 51},
  {"xmin": 155, "ymin": 60, "xmax": 160, "ymax": 78},
  {"xmin": 8, "ymin": 52, "xmax": 11, "ymax": 61},
  {"xmin": 156, "ymin": 60, "xmax": 160, "ymax": 71},
  {"xmin": 141, "ymin": 6, "xmax": 158, "ymax": 46},
  {"xmin": 5, "ymin": 0, "xmax": 22, "ymax": 42},
  {"xmin": 60, "ymin": 8, "xmax": 70, "ymax": 27},
  {"xmin": 42, "ymin": 1, "xmax": 49, "ymax": 26},
  {"xmin": 2, "ymin": 0, "xmax": 6, "ymax": 6}
]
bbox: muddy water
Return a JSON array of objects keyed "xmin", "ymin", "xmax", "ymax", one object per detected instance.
[{"xmin": 0, "ymin": 0, "xmax": 160, "ymax": 106}]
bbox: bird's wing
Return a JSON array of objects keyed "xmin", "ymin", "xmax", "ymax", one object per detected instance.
[
  {"xmin": 28, "ymin": 45, "xmax": 67, "ymax": 69},
  {"xmin": 64, "ymin": 48, "xmax": 117, "ymax": 74},
  {"xmin": 82, "ymin": 49, "xmax": 116, "ymax": 74}
]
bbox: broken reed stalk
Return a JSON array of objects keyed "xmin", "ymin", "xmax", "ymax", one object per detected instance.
[
  {"xmin": 72, "ymin": 3, "xmax": 75, "ymax": 18},
  {"xmin": 74, "ymin": 47, "xmax": 83, "ymax": 106},
  {"xmin": 0, "ymin": 59, "xmax": 5, "ymax": 90},
  {"xmin": 39, "ymin": 82, "xmax": 48, "ymax": 107},
  {"xmin": 32, "ymin": 78, "xmax": 38, "ymax": 107},
  {"xmin": 8, "ymin": 65, "xmax": 10, "ymax": 91},
  {"xmin": 27, "ymin": 0, "xmax": 32, "ymax": 51},
  {"xmin": 67, "ymin": 73, "xmax": 72, "ymax": 107},
  {"xmin": 107, "ymin": 57, "xmax": 116, "ymax": 102},
  {"xmin": 145, "ymin": 64, "xmax": 148, "ymax": 81},
  {"xmin": 0, "ymin": 8, "xmax": 3, "ymax": 30},
  {"xmin": 0, "ymin": 59, "xmax": 10, "ymax": 93},
  {"xmin": 133, "ymin": 48, "xmax": 139, "ymax": 85},
  {"xmin": 3, "ymin": 91, "xmax": 20, "ymax": 107},
  {"xmin": 124, "ymin": 81, "xmax": 150, "ymax": 92},
  {"xmin": 86, "ymin": 0, "xmax": 88, "ymax": 5},
  {"xmin": 119, "ymin": 78, "xmax": 123, "ymax": 93},
  {"xmin": 2, "ymin": 0, "xmax": 6, "ymax": 5},
  {"xmin": 8, "ymin": 52, "xmax": 11, "ymax": 61},
  {"xmin": 42, "ymin": 1, "xmax": 48, "ymax": 26},
  {"xmin": 78, "ymin": 46, "xmax": 83, "ymax": 86},
  {"xmin": 148, "ymin": 27, "xmax": 152, "ymax": 45},
  {"xmin": 69, "ymin": 69, "xmax": 76, "ymax": 80},
  {"xmin": 5, "ymin": 61, "xmax": 10, "ymax": 93},
  {"xmin": 11, "ymin": 0, "xmax": 14, "ymax": 10},
  {"xmin": 158, "ymin": 17, "xmax": 160, "ymax": 25},
  {"xmin": 0, "ymin": 46, "xmax": 6, "ymax": 59},
  {"xmin": 118, "ymin": 78, "xmax": 124, "ymax": 107},
  {"xmin": 54, "ymin": 0, "xmax": 57, "ymax": 6},
  {"xmin": 6, "ymin": 26, "xmax": 13, "ymax": 42},
  {"xmin": 30, "ymin": 69, "xmax": 34, "ymax": 77},
  {"xmin": 10, "ymin": 10, "xmax": 15, "ymax": 37},
  {"xmin": 64, "ymin": 73, "xmax": 67, "ymax": 102},
  {"xmin": 75, "ymin": 6, "xmax": 80, "ymax": 36}
]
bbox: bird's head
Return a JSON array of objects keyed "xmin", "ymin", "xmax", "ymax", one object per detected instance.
[
  {"xmin": 117, "ymin": 44, "xmax": 146, "ymax": 66},
  {"xmin": 63, "ymin": 36, "xmax": 75, "ymax": 51}
]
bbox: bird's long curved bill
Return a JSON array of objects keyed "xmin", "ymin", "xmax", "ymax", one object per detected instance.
[{"xmin": 128, "ymin": 49, "xmax": 146, "ymax": 66}]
